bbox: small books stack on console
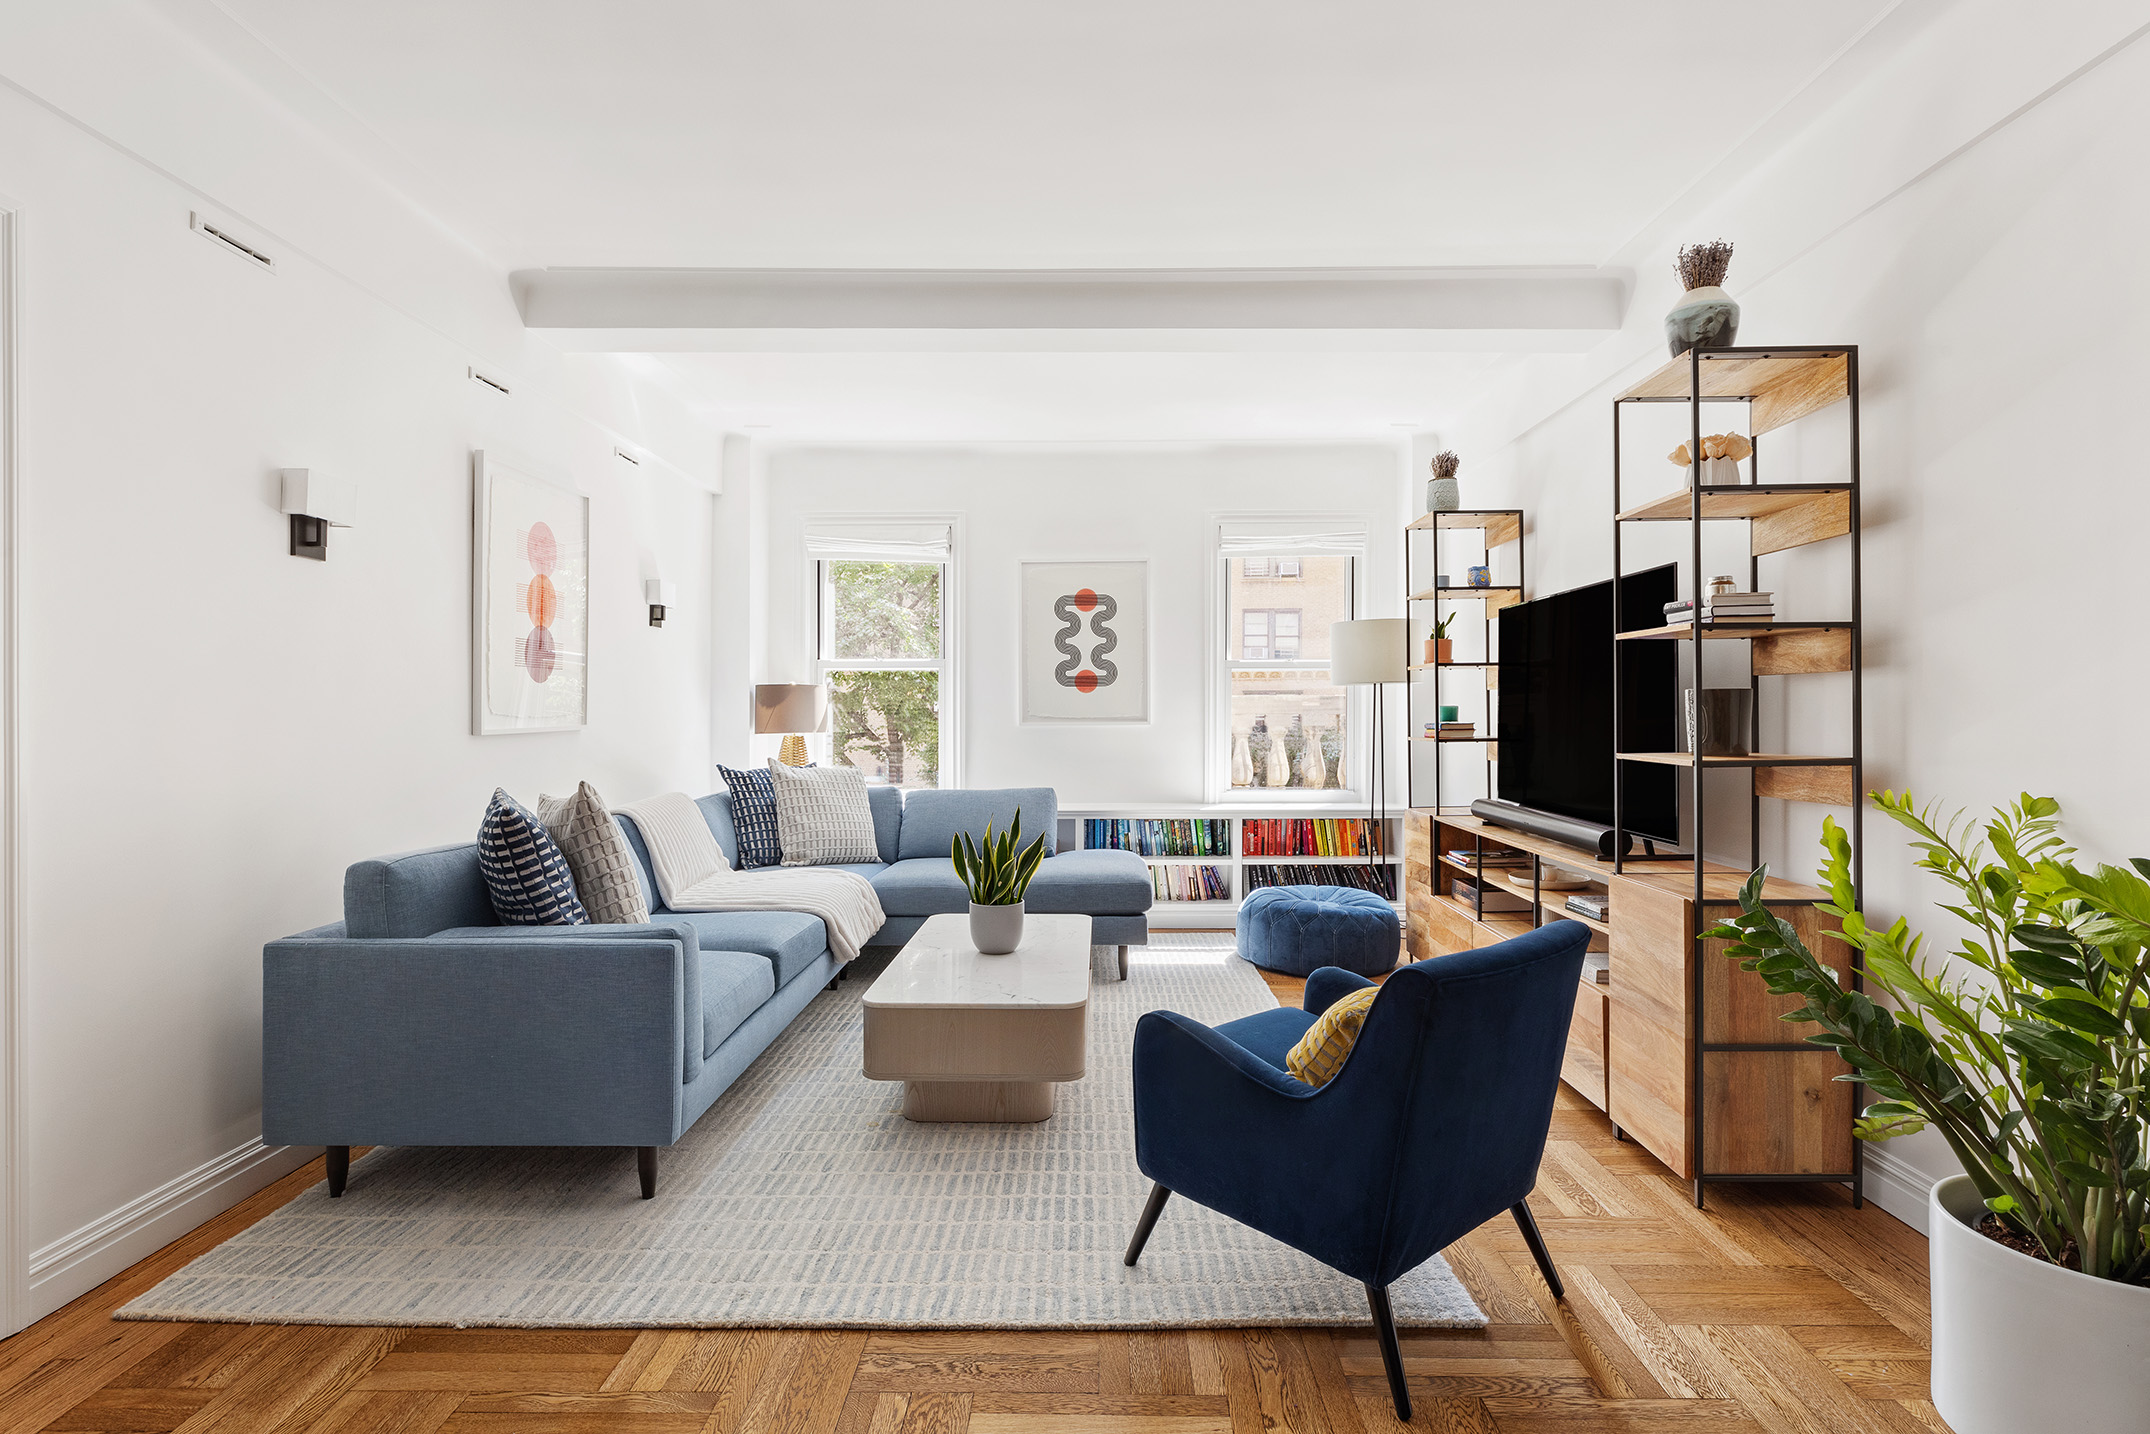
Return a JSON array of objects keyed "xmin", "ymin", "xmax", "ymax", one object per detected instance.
[
  {"xmin": 1664, "ymin": 590, "xmax": 1774, "ymax": 624},
  {"xmin": 1565, "ymin": 890, "xmax": 1611, "ymax": 921},
  {"xmin": 1445, "ymin": 848, "xmax": 1531, "ymax": 869},
  {"xmin": 1582, "ymin": 952, "xmax": 1610, "ymax": 984}
]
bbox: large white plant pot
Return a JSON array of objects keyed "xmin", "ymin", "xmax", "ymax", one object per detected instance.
[{"xmin": 1930, "ymin": 1174, "xmax": 2150, "ymax": 1434}]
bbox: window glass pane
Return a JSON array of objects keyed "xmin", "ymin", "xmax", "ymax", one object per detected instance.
[
  {"xmin": 1227, "ymin": 675, "xmax": 1347, "ymax": 790},
  {"xmin": 1228, "ymin": 555, "xmax": 1350, "ymax": 660},
  {"xmin": 825, "ymin": 561, "xmax": 941, "ymax": 660},
  {"xmin": 829, "ymin": 670, "xmax": 940, "ymax": 789}
]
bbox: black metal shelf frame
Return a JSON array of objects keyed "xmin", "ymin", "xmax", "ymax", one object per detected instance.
[
  {"xmin": 1609, "ymin": 343, "xmax": 1865, "ymax": 1211},
  {"xmin": 1403, "ymin": 510, "xmax": 1524, "ymax": 814}
]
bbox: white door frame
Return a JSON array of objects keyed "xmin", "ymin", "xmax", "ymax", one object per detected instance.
[{"xmin": 0, "ymin": 199, "xmax": 25, "ymax": 1336}]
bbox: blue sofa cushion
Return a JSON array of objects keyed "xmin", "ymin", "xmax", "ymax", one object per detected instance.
[
  {"xmin": 896, "ymin": 787, "xmax": 1058, "ymax": 860},
  {"xmin": 1212, "ymin": 1005, "xmax": 1320, "ymax": 1072},
  {"xmin": 867, "ymin": 785, "xmax": 904, "ymax": 864},
  {"xmin": 871, "ymin": 859, "xmax": 970, "ymax": 917},
  {"xmin": 716, "ymin": 765, "xmax": 785, "ymax": 869},
  {"xmin": 344, "ymin": 843, "xmax": 495, "ymax": 939},
  {"xmin": 1027, "ymin": 849, "xmax": 1154, "ymax": 914},
  {"xmin": 476, "ymin": 789, "xmax": 589, "ymax": 926},
  {"xmin": 702, "ymin": 949, "xmax": 776, "ymax": 1056},
  {"xmin": 667, "ymin": 910, "xmax": 828, "ymax": 988},
  {"xmin": 1236, "ymin": 884, "xmax": 1399, "ymax": 978}
]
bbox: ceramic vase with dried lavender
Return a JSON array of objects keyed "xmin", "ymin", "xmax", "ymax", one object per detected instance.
[
  {"xmin": 1425, "ymin": 450, "xmax": 1460, "ymax": 513},
  {"xmin": 1664, "ymin": 239, "xmax": 1740, "ymax": 358}
]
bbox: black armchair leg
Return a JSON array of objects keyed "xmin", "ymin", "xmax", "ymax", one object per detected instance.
[
  {"xmin": 637, "ymin": 1146, "xmax": 657, "ymax": 1200},
  {"xmin": 325, "ymin": 1145, "xmax": 349, "ymax": 1198},
  {"xmin": 1511, "ymin": 1198, "xmax": 1564, "ymax": 1300},
  {"xmin": 1365, "ymin": 1281, "xmax": 1411, "ymax": 1421},
  {"xmin": 1122, "ymin": 1182, "xmax": 1172, "ymax": 1266}
]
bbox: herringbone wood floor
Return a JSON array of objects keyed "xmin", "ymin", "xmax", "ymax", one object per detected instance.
[{"xmin": 0, "ymin": 966, "xmax": 1947, "ymax": 1434}]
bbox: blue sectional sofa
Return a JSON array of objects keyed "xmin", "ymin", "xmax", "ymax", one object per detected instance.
[{"xmin": 263, "ymin": 785, "xmax": 1149, "ymax": 1198}]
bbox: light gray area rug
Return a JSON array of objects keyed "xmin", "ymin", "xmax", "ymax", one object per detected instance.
[{"xmin": 121, "ymin": 933, "xmax": 1484, "ymax": 1330}]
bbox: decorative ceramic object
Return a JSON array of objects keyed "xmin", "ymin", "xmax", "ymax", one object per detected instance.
[
  {"xmin": 1429, "ymin": 638, "xmax": 1452, "ymax": 664},
  {"xmin": 1664, "ymin": 241, "xmax": 1739, "ymax": 358},
  {"xmin": 1930, "ymin": 1174, "xmax": 2150, "ymax": 1434},
  {"xmin": 1425, "ymin": 450, "xmax": 1460, "ymax": 512},
  {"xmin": 1467, "ymin": 566, "xmax": 1492, "ymax": 588},
  {"xmin": 968, "ymin": 900, "xmax": 1025, "ymax": 955},
  {"xmin": 1667, "ymin": 431, "xmax": 1752, "ymax": 484},
  {"xmin": 1699, "ymin": 455, "xmax": 1742, "ymax": 485},
  {"xmin": 1231, "ymin": 732, "xmax": 1255, "ymax": 787},
  {"xmin": 1439, "ymin": 705, "xmax": 1460, "ymax": 724}
]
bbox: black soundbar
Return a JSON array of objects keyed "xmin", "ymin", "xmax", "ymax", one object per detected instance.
[{"xmin": 1469, "ymin": 799, "xmax": 1632, "ymax": 861}]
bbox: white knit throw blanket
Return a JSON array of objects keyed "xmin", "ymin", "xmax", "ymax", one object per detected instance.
[{"xmin": 618, "ymin": 792, "xmax": 886, "ymax": 964}]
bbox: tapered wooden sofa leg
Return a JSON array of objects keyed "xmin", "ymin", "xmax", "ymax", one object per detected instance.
[
  {"xmin": 1118, "ymin": 946, "xmax": 1130, "ymax": 981},
  {"xmin": 1123, "ymin": 1183, "xmax": 1172, "ymax": 1266},
  {"xmin": 1512, "ymin": 1198, "xmax": 1564, "ymax": 1300},
  {"xmin": 638, "ymin": 1146, "xmax": 657, "ymax": 1200},
  {"xmin": 1365, "ymin": 1281, "xmax": 1411, "ymax": 1420},
  {"xmin": 325, "ymin": 1145, "xmax": 349, "ymax": 1198}
]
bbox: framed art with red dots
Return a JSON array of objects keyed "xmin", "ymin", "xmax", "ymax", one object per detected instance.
[
  {"xmin": 471, "ymin": 450, "xmax": 590, "ymax": 735},
  {"xmin": 1020, "ymin": 560, "xmax": 1148, "ymax": 724}
]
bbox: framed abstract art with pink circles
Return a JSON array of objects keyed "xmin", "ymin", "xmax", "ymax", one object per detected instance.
[
  {"xmin": 1019, "ymin": 559, "xmax": 1149, "ymax": 724},
  {"xmin": 471, "ymin": 450, "xmax": 590, "ymax": 735}
]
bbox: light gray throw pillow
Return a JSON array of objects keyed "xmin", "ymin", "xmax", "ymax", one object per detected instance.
[
  {"xmin": 766, "ymin": 760, "xmax": 881, "ymax": 866},
  {"xmin": 538, "ymin": 781, "xmax": 652, "ymax": 925}
]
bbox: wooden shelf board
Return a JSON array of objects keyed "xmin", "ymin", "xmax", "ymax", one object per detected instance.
[
  {"xmin": 1416, "ymin": 808, "xmax": 1827, "ymax": 902},
  {"xmin": 1617, "ymin": 751, "xmax": 1852, "ymax": 769},
  {"xmin": 1427, "ymin": 890, "xmax": 1537, "ymax": 936},
  {"xmin": 1435, "ymin": 854, "xmax": 1611, "ymax": 932},
  {"xmin": 1413, "ymin": 734, "xmax": 1494, "ymax": 743},
  {"xmin": 1615, "ymin": 486, "xmax": 1851, "ymax": 556},
  {"xmin": 1408, "ymin": 586, "xmax": 1523, "ymax": 604},
  {"xmin": 1618, "ymin": 621, "xmax": 1848, "ymax": 640},
  {"xmin": 1409, "ymin": 660, "xmax": 1495, "ymax": 670},
  {"xmin": 1616, "ymin": 348, "xmax": 1850, "ymax": 435},
  {"xmin": 1405, "ymin": 510, "xmax": 1523, "ymax": 546}
]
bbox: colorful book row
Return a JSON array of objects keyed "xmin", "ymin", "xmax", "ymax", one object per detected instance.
[
  {"xmin": 1243, "ymin": 863, "xmax": 1396, "ymax": 899},
  {"xmin": 1240, "ymin": 818, "xmax": 1386, "ymax": 858},
  {"xmin": 1083, "ymin": 818, "xmax": 1232, "ymax": 857},
  {"xmin": 1153, "ymin": 864, "xmax": 1232, "ymax": 902}
]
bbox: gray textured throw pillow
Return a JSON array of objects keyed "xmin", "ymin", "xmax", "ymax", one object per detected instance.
[
  {"xmin": 538, "ymin": 781, "xmax": 652, "ymax": 925},
  {"xmin": 766, "ymin": 760, "xmax": 881, "ymax": 866}
]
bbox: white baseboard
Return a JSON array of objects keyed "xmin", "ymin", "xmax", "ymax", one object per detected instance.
[
  {"xmin": 1862, "ymin": 1145, "xmax": 1943, "ymax": 1235},
  {"xmin": 26, "ymin": 1139, "xmax": 319, "ymax": 1321}
]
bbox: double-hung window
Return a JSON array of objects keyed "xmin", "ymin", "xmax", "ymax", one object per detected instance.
[
  {"xmin": 1215, "ymin": 523, "xmax": 1365, "ymax": 798},
  {"xmin": 810, "ymin": 521, "xmax": 955, "ymax": 789}
]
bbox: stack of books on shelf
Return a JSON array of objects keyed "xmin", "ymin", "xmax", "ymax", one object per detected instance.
[
  {"xmin": 1083, "ymin": 818, "xmax": 1230, "ymax": 857},
  {"xmin": 1152, "ymin": 864, "xmax": 1231, "ymax": 902},
  {"xmin": 1664, "ymin": 590, "xmax": 1774, "ymax": 625},
  {"xmin": 1444, "ymin": 848, "xmax": 1531, "ymax": 869},
  {"xmin": 1245, "ymin": 863, "xmax": 1395, "ymax": 898},
  {"xmin": 1429, "ymin": 721, "xmax": 1477, "ymax": 740},
  {"xmin": 1564, "ymin": 891, "xmax": 1610, "ymax": 922},
  {"xmin": 1240, "ymin": 818, "xmax": 1384, "ymax": 857}
]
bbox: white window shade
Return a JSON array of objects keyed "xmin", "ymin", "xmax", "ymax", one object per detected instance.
[
  {"xmin": 1217, "ymin": 520, "xmax": 1367, "ymax": 556},
  {"xmin": 805, "ymin": 521, "xmax": 952, "ymax": 563}
]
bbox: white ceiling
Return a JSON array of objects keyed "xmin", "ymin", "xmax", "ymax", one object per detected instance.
[{"xmin": 169, "ymin": 0, "xmax": 1908, "ymax": 438}]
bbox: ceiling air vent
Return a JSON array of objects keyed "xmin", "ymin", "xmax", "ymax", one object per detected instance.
[
  {"xmin": 467, "ymin": 366, "xmax": 511, "ymax": 397},
  {"xmin": 189, "ymin": 212, "xmax": 275, "ymax": 272}
]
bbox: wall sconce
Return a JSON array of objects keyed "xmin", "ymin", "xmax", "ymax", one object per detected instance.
[
  {"xmin": 279, "ymin": 469, "xmax": 357, "ymax": 561},
  {"xmin": 645, "ymin": 578, "xmax": 677, "ymax": 627}
]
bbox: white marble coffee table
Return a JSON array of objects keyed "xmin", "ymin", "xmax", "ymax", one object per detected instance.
[{"xmin": 861, "ymin": 912, "xmax": 1090, "ymax": 1122}]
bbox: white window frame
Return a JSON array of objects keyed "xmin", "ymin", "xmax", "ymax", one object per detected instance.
[
  {"xmin": 1209, "ymin": 536, "xmax": 1364, "ymax": 805},
  {"xmin": 810, "ymin": 534, "xmax": 960, "ymax": 790}
]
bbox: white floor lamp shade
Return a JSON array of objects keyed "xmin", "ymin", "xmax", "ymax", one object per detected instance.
[{"xmin": 1329, "ymin": 619, "xmax": 1409, "ymax": 686}]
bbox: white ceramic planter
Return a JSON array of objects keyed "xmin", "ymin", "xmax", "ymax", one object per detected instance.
[
  {"xmin": 968, "ymin": 900, "xmax": 1025, "ymax": 955},
  {"xmin": 1930, "ymin": 1174, "xmax": 2150, "ymax": 1434}
]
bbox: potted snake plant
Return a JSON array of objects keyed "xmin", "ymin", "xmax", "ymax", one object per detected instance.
[
  {"xmin": 1708, "ymin": 792, "xmax": 2150, "ymax": 1434},
  {"xmin": 952, "ymin": 810, "xmax": 1047, "ymax": 954}
]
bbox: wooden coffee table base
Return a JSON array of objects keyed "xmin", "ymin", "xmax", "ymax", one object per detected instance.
[{"xmin": 900, "ymin": 1079, "xmax": 1056, "ymax": 1123}]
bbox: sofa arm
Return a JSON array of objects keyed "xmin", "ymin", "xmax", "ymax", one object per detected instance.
[{"xmin": 263, "ymin": 929, "xmax": 692, "ymax": 1149}]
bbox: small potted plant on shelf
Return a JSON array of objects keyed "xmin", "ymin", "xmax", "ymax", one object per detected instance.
[
  {"xmin": 1427, "ymin": 613, "xmax": 1456, "ymax": 665},
  {"xmin": 1707, "ymin": 792, "xmax": 2150, "ymax": 1434},
  {"xmin": 952, "ymin": 810, "xmax": 1046, "ymax": 955},
  {"xmin": 1665, "ymin": 239, "xmax": 1740, "ymax": 358}
]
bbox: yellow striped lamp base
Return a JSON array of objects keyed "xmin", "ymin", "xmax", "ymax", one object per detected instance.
[{"xmin": 778, "ymin": 733, "xmax": 810, "ymax": 766}]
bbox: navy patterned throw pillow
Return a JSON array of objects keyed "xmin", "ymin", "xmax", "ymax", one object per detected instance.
[
  {"xmin": 718, "ymin": 763, "xmax": 785, "ymax": 869},
  {"xmin": 477, "ymin": 788, "xmax": 590, "ymax": 925}
]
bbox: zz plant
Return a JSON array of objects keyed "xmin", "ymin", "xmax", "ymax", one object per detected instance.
[
  {"xmin": 951, "ymin": 809, "xmax": 1047, "ymax": 908},
  {"xmin": 1709, "ymin": 791, "xmax": 2149, "ymax": 1283}
]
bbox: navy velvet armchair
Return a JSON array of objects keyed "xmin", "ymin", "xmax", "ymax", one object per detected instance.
[{"xmin": 1124, "ymin": 921, "xmax": 1590, "ymax": 1420}]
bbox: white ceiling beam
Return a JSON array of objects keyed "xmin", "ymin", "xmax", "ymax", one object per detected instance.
[{"xmin": 514, "ymin": 267, "xmax": 1628, "ymax": 334}]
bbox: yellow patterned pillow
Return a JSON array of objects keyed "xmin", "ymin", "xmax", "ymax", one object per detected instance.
[{"xmin": 1285, "ymin": 985, "xmax": 1381, "ymax": 1086}]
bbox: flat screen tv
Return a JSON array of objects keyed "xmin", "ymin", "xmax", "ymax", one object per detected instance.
[{"xmin": 1496, "ymin": 564, "xmax": 1679, "ymax": 844}]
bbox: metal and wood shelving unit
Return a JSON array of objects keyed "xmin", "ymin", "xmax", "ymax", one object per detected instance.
[
  {"xmin": 1403, "ymin": 509, "xmax": 1524, "ymax": 812},
  {"xmin": 1611, "ymin": 344, "xmax": 1864, "ymax": 1208}
]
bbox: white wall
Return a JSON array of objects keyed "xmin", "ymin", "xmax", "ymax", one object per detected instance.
[
  {"xmin": 1, "ymin": 83, "xmax": 718, "ymax": 1320},
  {"xmin": 745, "ymin": 444, "xmax": 1405, "ymax": 805},
  {"xmin": 1443, "ymin": 8, "xmax": 2150, "ymax": 1229}
]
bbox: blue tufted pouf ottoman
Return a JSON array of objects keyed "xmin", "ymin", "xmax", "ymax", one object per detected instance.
[{"xmin": 1235, "ymin": 884, "xmax": 1401, "ymax": 978}]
